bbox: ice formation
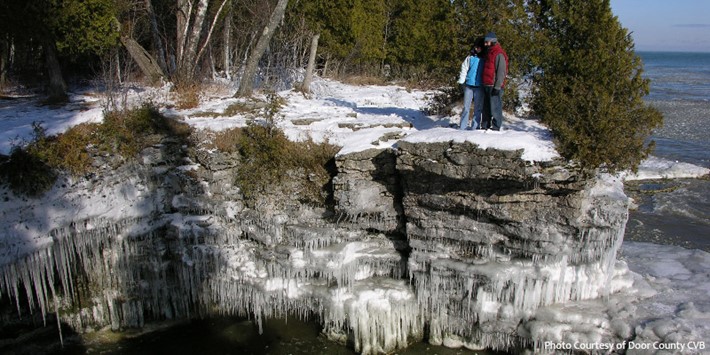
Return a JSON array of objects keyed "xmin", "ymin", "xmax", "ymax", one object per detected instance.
[{"xmin": 0, "ymin": 137, "xmax": 647, "ymax": 354}]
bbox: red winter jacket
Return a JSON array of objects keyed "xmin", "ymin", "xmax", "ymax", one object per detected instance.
[{"xmin": 482, "ymin": 43, "xmax": 509, "ymax": 89}]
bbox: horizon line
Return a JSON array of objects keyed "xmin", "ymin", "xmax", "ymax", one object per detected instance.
[{"xmin": 634, "ymin": 48, "xmax": 710, "ymax": 54}]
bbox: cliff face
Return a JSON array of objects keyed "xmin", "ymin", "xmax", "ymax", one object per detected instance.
[
  {"xmin": 396, "ymin": 140, "xmax": 630, "ymax": 348},
  {"xmin": 0, "ymin": 137, "xmax": 631, "ymax": 353}
]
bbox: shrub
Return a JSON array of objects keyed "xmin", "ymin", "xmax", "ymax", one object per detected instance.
[
  {"xmin": 211, "ymin": 128, "xmax": 242, "ymax": 153},
  {"xmin": 235, "ymin": 123, "xmax": 339, "ymax": 207},
  {"xmin": 27, "ymin": 122, "xmax": 97, "ymax": 175},
  {"xmin": 263, "ymin": 91, "xmax": 286, "ymax": 125},
  {"xmin": 422, "ymin": 86, "xmax": 461, "ymax": 116},
  {"xmin": 0, "ymin": 147, "xmax": 57, "ymax": 196},
  {"xmin": 531, "ymin": 0, "xmax": 663, "ymax": 173},
  {"xmin": 2, "ymin": 104, "xmax": 191, "ymax": 196},
  {"xmin": 98, "ymin": 104, "xmax": 191, "ymax": 158},
  {"xmin": 207, "ymin": 92, "xmax": 339, "ymax": 207},
  {"xmin": 502, "ymin": 81, "xmax": 521, "ymax": 113},
  {"xmin": 174, "ymin": 82, "xmax": 201, "ymax": 109},
  {"xmin": 342, "ymin": 75, "xmax": 388, "ymax": 86}
]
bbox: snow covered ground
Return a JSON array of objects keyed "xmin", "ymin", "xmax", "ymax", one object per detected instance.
[{"xmin": 1, "ymin": 78, "xmax": 709, "ymax": 352}]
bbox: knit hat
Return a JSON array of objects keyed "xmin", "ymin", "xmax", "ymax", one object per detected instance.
[{"xmin": 484, "ymin": 32, "xmax": 497, "ymax": 43}]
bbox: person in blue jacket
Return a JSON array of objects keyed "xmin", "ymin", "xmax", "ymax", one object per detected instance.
[{"xmin": 456, "ymin": 37, "xmax": 485, "ymax": 130}]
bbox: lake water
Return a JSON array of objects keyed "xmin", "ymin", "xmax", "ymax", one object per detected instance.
[{"xmin": 623, "ymin": 51, "xmax": 710, "ymax": 252}]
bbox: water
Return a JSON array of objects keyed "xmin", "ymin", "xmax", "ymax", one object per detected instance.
[
  {"xmin": 623, "ymin": 51, "xmax": 710, "ymax": 252},
  {"xmin": 61, "ymin": 317, "xmax": 360, "ymax": 355},
  {"xmin": 13, "ymin": 316, "xmax": 493, "ymax": 355}
]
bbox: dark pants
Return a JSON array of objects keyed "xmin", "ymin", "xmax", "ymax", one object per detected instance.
[{"xmin": 483, "ymin": 86, "xmax": 504, "ymax": 130}]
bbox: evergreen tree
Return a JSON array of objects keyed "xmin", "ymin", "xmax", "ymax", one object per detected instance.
[
  {"xmin": 388, "ymin": 0, "xmax": 457, "ymax": 80},
  {"xmin": 292, "ymin": 0, "xmax": 357, "ymax": 75},
  {"xmin": 51, "ymin": 0, "xmax": 120, "ymax": 58},
  {"xmin": 531, "ymin": 0, "xmax": 663, "ymax": 173},
  {"xmin": 0, "ymin": 0, "xmax": 119, "ymax": 101},
  {"xmin": 350, "ymin": 0, "xmax": 388, "ymax": 70}
]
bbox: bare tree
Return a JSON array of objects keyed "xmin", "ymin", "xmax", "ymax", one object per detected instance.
[
  {"xmin": 101, "ymin": 47, "xmax": 136, "ymax": 112},
  {"xmin": 301, "ymin": 33, "xmax": 319, "ymax": 94},
  {"xmin": 193, "ymin": 0, "xmax": 230, "ymax": 73},
  {"xmin": 175, "ymin": 0, "xmax": 191, "ymax": 72},
  {"xmin": 0, "ymin": 37, "xmax": 7, "ymax": 88},
  {"xmin": 121, "ymin": 37, "xmax": 165, "ymax": 84},
  {"xmin": 235, "ymin": 0, "xmax": 289, "ymax": 97},
  {"xmin": 173, "ymin": 0, "xmax": 230, "ymax": 82},
  {"xmin": 223, "ymin": 3, "xmax": 232, "ymax": 79},
  {"xmin": 145, "ymin": 0, "xmax": 168, "ymax": 74},
  {"xmin": 176, "ymin": 0, "xmax": 209, "ymax": 81},
  {"xmin": 43, "ymin": 38, "xmax": 68, "ymax": 103}
]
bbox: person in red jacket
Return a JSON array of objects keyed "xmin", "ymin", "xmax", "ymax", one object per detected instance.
[{"xmin": 481, "ymin": 32, "xmax": 508, "ymax": 131}]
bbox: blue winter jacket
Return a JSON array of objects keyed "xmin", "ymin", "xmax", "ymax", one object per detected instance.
[{"xmin": 457, "ymin": 55, "xmax": 484, "ymax": 87}]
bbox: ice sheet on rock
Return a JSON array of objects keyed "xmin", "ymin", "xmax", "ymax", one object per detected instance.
[
  {"xmin": 623, "ymin": 156, "xmax": 710, "ymax": 181},
  {"xmin": 283, "ymin": 224, "xmax": 364, "ymax": 250},
  {"xmin": 405, "ymin": 171, "xmax": 630, "ymax": 351}
]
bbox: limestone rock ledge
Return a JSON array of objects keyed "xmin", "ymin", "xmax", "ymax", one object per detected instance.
[
  {"xmin": 395, "ymin": 141, "xmax": 630, "ymax": 350},
  {"xmin": 0, "ymin": 138, "xmax": 631, "ymax": 354}
]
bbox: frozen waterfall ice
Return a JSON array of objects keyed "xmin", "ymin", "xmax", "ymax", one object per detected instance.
[{"xmin": 0, "ymin": 140, "xmax": 682, "ymax": 354}]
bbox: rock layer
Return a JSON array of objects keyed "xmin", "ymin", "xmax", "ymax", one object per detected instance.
[{"xmin": 396, "ymin": 141, "xmax": 629, "ymax": 349}]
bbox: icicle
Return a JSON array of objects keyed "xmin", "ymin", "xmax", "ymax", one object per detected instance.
[{"xmin": 53, "ymin": 293, "xmax": 64, "ymax": 347}]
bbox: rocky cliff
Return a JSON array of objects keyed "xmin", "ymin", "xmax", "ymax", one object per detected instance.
[{"xmin": 0, "ymin": 134, "xmax": 632, "ymax": 353}]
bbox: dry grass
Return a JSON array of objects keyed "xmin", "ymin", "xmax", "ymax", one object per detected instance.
[
  {"xmin": 211, "ymin": 128, "xmax": 242, "ymax": 153},
  {"xmin": 223, "ymin": 102, "xmax": 259, "ymax": 116},
  {"xmin": 175, "ymin": 83, "xmax": 201, "ymax": 109},
  {"xmin": 234, "ymin": 124, "xmax": 340, "ymax": 207},
  {"xmin": 2, "ymin": 104, "xmax": 192, "ymax": 196}
]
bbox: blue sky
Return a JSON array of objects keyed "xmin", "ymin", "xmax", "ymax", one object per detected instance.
[{"xmin": 610, "ymin": 0, "xmax": 710, "ymax": 52}]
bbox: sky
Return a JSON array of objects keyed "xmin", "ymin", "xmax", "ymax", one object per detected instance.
[{"xmin": 610, "ymin": 0, "xmax": 710, "ymax": 52}]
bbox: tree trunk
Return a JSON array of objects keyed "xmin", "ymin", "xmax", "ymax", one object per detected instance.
[
  {"xmin": 209, "ymin": 45, "xmax": 216, "ymax": 79},
  {"xmin": 0, "ymin": 37, "xmax": 7, "ymax": 88},
  {"xmin": 223, "ymin": 4, "xmax": 232, "ymax": 80},
  {"xmin": 121, "ymin": 37, "xmax": 165, "ymax": 84},
  {"xmin": 177, "ymin": 0, "xmax": 209, "ymax": 81},
  {"xmin": 193, "ymin": 0, "xmax": 230, "ymax": 76},
  {"xmin": 301, "ymin": 33, "xmax": 319, "ymax": 94},
  {"xmin": 115, "ymin": 51, "xmax": 122, "ymax": 84},
  {"xmin": 322, "ymin": 54, "xmax": 329, "ymax": 77},
  {"xmin": 145, "ymin": 0, "xmax": 168, "ymax": 75},
  {"xmin": 174, "ymin": 0, "xmax": 229, "ymax": 83},
  {"xmin": 43, "ymin": 39, "xmax": 68, "ymax": 103},
  {"xmin": 176, "ymin": 0, "xmax": 191, "ymax": 66},
  {"xmin": 235, "ymin": 0, "xmax": 289, "ymax": 97}
]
